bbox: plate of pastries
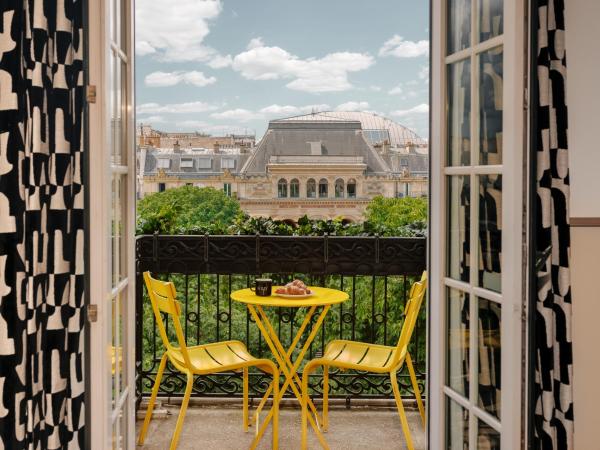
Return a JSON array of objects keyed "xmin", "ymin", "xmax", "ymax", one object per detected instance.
[{"xmin": 275, "ymin": 280, "xmax": 314, "ymax": 298}]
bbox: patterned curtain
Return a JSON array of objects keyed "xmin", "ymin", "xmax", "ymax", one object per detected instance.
[
  {"xmin": 534, "ymin": 0, "xmax": 574, "ymax": 448},
  {"xmin": 0, "ymin": 1, "xmax": 85, "ymax": 448}
]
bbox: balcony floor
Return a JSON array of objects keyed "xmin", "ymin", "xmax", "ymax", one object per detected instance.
[{"xmin": 136, "ymin": 403, "xmax": 425, "ymax": 449}]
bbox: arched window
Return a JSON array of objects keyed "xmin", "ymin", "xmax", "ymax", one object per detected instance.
[
  {"xmin": 347, "ymin": 179, "xmax": 357, "ymax": 198},
  {"xmin": 290, "ymin": 179, "xmax": 300, "ymax": 198},
  {"xmin": 306, "ymin": 178, "xmax": 316, "ymax": 198},
  {"xmin": 335, "ymin": 179, "xmax": 345, "ymax": 198},
  {"xmin": 318, "ymin": 179, "xmax": 328, "ymax": 198},
  {"xmin": 277, "ymin": 178, "xmax": 288, "ymax": 198}
]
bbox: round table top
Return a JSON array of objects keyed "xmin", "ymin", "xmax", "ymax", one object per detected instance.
[{"xmin": 231, "ymin": 286, "xmax": 349, "ymax": 308}]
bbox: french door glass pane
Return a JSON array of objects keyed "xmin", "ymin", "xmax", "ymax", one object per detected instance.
[
  {"xmin": 479, "ymin": 0, "xmax": 503, "ymax": 42},
  {"xmin": 477, "ymin": 419, "xmax": 501, "ymax": 449},
  {"xmin": 447, "ymin": 176, "xmax": 470, "ymax": 281},
  {"xmin": 479, "ymin": 47, "xmax": 503, "ymax": 165},
  {"xmin": 447, "ymin": 59, "xmax": 471, "ymax": 166},
  {"xmin": 446, "ymin": 397, "xmax": 469, "ymax": 449},
  {"xmin": 447, "ymin": 0, "xmax": 471, "ymax": 55},
  {"xmin": 447, "ymin": 288, "xmax": 470, "ymax": 397},
  {"xmin": 111, "ymin": 293, "xmax": 120, "ymax": 406},
  {"xmin": 478, "ymin": 298, "xmax": 501, "ymax": 417},
  {"xmin": 111, "ymin": 176, "xmax": 127, "ymax": 286},
  {"xmin": 119, "ymin": 288, "xmax": 127, "ymax": 396},
  {"xmin": 111, "ymin": 56, "xmax": 123, "ymax": 165},
  {"xmin": 478, "ymin": 174, "xmax": 502, "ymax": 292}
]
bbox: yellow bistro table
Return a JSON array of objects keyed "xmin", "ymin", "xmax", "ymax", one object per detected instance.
[{"xmin": 231, "ymin": 287, "xmax": 349, "ymax": 449}]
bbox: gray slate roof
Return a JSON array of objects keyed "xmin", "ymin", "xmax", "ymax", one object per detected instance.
[
  {"xmin": 143, "ymin": 149, "xmax": 250, "ymax": 178},
  {"xmin": 240, "ymin": 120, "xmax": 391, "ymax": 175}
]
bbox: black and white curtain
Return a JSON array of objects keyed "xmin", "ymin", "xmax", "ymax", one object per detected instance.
[
  {"xmin": 534, "ymin": 0, "xmax": 574, "ymax": 449},
  {"xmin": 0, "ymin": 0, "xmax": 85, "ymax": 448}
]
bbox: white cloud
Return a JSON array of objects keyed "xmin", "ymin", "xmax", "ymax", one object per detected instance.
[
  {"xmin": 136, "ymin": 101, "xmax": 219, "ymax": 114},
  {"xmin": 207, "ymin": 54, "xmax": 233, "ymax": 69},
  {"xmin": 145, "ymin": 71, "xmax": 217, "ymax": 87},
  {"xmin": 247, "ymin": 37, "xmax": 265, "ymax": 49},
  {"xmin": 369, "ymin": 85, "xmax": 382, "ymax": 92},
  {"xmin": 335, "ymin": 101, "xmax": 370, "ymax": 111},
  {"xmin": 379, "ymin": 35, "xmax": 429, "ymax": 58},
  {"xmin": 389, "ymin": 103, "xmax": 429, "ymax": 117},
  {"xmin": 210, "ymin": 108, "xmax": 263, "ymax": 122},
  {"xmin": 231, "ymin": 38, "xmax": 374, "ymax": 93},
  {"xmin": 389, "ymin": 84, "xmax": 403, "ymax": 95},
  {"xmin": 136, "ymin": 0, "xmax": 222, "ymax": 62},
  {"xmin": 137, "ymin": 115, "xmax": 166, "ymax": 123},
  {"xmin": 418, "ymin": 66, "xmax": 429, "ymax": 80},
  {"xmin": 259, "ymin": 104, "xmax": 330, "ymax": 117},
  {"xmin": 136, "ymin": 41, "xmax": 156, "ymax": 56},
  {"xmin": 177, "ymin": 120, "xmax": 209, "ymax": 128}
]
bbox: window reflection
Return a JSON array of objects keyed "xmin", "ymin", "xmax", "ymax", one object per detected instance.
[
  {"xmin": 478, "ymin": 299, "xmax": 501, "ymax": 418},
  {"xmin": 447, "ymin": 0, "xmax": 471, "ymax": 55},
  {"xmin": 478, "ymin": 175, "xmax": 502, "ymax": 292},
  {"xmin": 447, "ymin": 59, "xmax": 471, "ymax": 166},
  {"xmin": 447, "ymin": 176, "xmax": 470, "ymax": 282},
  {"xmin": 479, "ymin": 47, "xmax": 503, "ymax": 165},
  {"xmin": 447, "ymin": 288, "xmax": 470, "ymax": 397},
  {"xmin": 446, "ymin": 397, "xmax": 469, "ymax": 449}
]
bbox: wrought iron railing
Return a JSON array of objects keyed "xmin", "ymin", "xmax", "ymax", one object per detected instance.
[{"xmin": 136, "ymin": 234, "xmax": 426, "ymax": 403}]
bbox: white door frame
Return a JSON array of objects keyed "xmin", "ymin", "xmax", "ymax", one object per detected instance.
[
  {"xmin": 87, "ymin": 0, "xmax": 136, "ymax": 447},
  {"xmin": 428, "ymin": 0, "xmax": 526, "ymax": 448}
]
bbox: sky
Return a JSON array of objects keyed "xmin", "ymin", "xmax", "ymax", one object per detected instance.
[{"xmin": 135, "ymin": 0, "xmax": 430, "ymax": 139}]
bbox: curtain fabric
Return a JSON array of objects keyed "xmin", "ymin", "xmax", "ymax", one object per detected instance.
[
  {"xmin": 0, "ymin": 0, "xmax": 85, "ymax": 448},
  {"xmin": 534, "ymin": 0, "xmax": 574, "ymax": 448}
]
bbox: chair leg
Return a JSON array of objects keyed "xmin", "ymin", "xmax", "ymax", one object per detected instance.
[
  {"xmin": 169, "ymin": 372, "xmax": 194, "ymax": 450},
  {"xmin": 138, "ymin": 353, "xmax": 167, "ymax": 445},
  {"xmin": 322, "ymin": 365, "xmax": 329, "ymax": 431},
  {"xmin": 272, "ymin": 367, "xmax": 279, "ymax": 450},
  {"xmin": 301, "ymin": 363, "xmax": 316, "ymax": 450},
  {"xmin": 406, "ymin": 353, "xmax": 425, "ymax": 426},
  {"xmin": 391, "ymin": 370, "xmax": 414, "ymax": 450},
  {"xmin": 243, "ymin": 367, "xmax": 249, "ymax": 432}
]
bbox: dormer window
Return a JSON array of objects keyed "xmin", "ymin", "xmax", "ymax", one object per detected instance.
[
  {"xmin": 221, "ymin": 158, "xmax": 235, "ymax": 169},
  {"xmin": 197, "ymin": 158, "xmax": 212, "ymax": 169},
  {"xmin": 157, "ymin": 158, "xmax": 171, "ymax": 169},
  {"xmin": 180, "ymin": 158, "xmax": 194, "ymax": 168}
]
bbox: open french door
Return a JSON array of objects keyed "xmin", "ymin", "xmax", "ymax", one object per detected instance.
[
  {"xmin": 87, "ymin": 0, "xmax": 136, "ymax": 448},
  {"xmin": 429, "ymin": 0, "xmax": 527, "ymax": 448}
]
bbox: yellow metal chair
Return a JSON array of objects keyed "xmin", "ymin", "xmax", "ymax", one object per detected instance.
[
  {"xmin": 301, "ymin": 272, "xmax": 427, "ymax": 450},
  {"xmin": 138, "ymin": 272, "xmax": 280, "ymax": 450}
]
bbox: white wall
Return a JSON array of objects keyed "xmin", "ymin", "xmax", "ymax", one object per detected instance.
[
  {"xmin": 566, "ymin": 0, "xmax": 600, "ymax": 218},
  {"xmin": 565, "ymin": 2, "xmax": 600, "ymax": 448}
]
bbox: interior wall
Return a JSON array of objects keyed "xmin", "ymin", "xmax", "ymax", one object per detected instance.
[{"xmin": 564, "ymin": 1, "xmax": 600, "ymax": 448}]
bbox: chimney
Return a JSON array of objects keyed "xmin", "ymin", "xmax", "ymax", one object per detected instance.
[
  {"xmin": 173, "ymin": 140, "xmax": 181, "ymax": 153},
  {"xmin": 382, "ymin": 140, "xmax": 390, "ymax": 154}
]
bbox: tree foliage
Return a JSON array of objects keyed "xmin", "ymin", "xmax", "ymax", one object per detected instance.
[
  {"xmin": 364, "ymin": 196, "xmax": 428, "ymax": 231},
  {"xmin": 136, "ymin": 186, "xmax": 243, "ymax": 234}
]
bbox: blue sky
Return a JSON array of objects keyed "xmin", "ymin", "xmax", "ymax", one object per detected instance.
[{"xmin": 135, "ymin": 0, "xmax": 430, "ymax": 139}]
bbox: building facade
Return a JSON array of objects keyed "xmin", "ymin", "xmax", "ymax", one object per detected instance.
[{"xmin": 137, "ymin": 112, "xmax": 428, "ymax": 222}]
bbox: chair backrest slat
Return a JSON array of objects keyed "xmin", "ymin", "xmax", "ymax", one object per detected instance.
[
  {"xmin": 143, "ymin": 272, "xmax": 191, "ymax": 368},
  {"xmin": 391, "ymin": 271, "xmax": 427, "ymax": 367}
]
